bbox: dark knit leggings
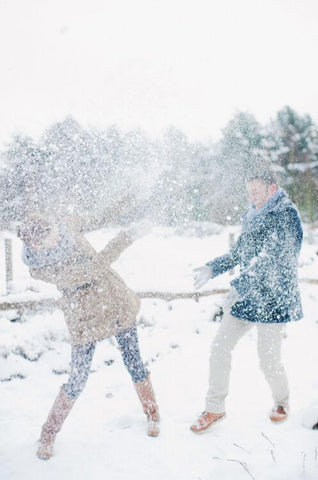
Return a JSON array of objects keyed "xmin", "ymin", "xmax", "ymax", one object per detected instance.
[{"xmin": 63, "ymin": 326, "xmax": 148, "ymax": 398}]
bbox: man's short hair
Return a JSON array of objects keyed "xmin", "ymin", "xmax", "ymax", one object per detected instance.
[{"xmin": 246, "ymin": 170, "xmax": 278, "ymax": 186}]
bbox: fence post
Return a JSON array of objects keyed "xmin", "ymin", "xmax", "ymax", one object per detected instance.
[
  {"xmin": 229, "ymin": 232, "xmax": 235, "ymax": 276},
  {"xmin": 0, "ymin": 235, "xmax": 6, "ymax": 295},
  {"xmin": 0, "ymin": 236, "xmax": 13, "ymax": 296},
  {"xmin": 5, "ymin": 238, "xmax": 13, "ymax": 286}
]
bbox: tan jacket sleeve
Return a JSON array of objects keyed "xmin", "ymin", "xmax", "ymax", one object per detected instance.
[
  {"xmin": 97, "ymin": 231, "xmax": 134, "ymax": 266},
  {"xmin": 63, "ymin": 216, "xmax": 98, "ymax": 257}
]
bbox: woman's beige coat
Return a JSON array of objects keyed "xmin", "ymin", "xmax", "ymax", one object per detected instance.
[{"xmin": 28, "ymin": 224, "xmax": 140, "ymax": 345}]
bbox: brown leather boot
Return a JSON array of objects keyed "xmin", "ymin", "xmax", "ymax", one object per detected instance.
[
  {"xmin": 134, "ymin": 374, "xmax": 160, "ymax": 437},
  {"xmin": 190, "ymin": 411, "xmax": 226, "ymax": 433},
  {"xmin": 37, "ymin": 387, "xmax": 76, "ymax": 460},
  {"xmin": 269, "ymin": 405, "xmax": 289, "ymax": 423}
]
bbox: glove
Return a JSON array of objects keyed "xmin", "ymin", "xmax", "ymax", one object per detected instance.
[
  {"xmin": 126, "ymin": 219, "xmax": 153, "ymax": 241},
  {"xmin": 193, "ymin": 265, "xmax": 211, "ymax": 290}
]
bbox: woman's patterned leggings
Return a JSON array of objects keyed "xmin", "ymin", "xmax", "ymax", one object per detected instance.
[{"xmin": 63, "ymin": 326, "xmax": 148, "ymax": 398}]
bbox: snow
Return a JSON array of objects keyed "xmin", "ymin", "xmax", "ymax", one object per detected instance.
[{"xmin": 1, "ymin": 226, "xmax": 318, "ymax": 479}]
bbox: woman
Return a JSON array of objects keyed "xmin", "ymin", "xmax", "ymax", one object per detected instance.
[{"xmin": 17, "ymin": 214, "xmax": 160, "ymax": 460}]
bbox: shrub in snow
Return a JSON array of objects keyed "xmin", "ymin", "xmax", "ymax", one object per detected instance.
[{"xmin": 302, "ymin": 403, "xmax": 318, "ymax": 429}]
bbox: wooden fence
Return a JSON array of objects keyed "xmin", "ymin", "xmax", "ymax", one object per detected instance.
[{"xmin": 1, "ymin": 233, "xmax": 317, "ymax": 314}]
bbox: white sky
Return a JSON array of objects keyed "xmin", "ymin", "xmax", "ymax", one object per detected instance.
[{"xmin": 1, "ymin": 0, "xmax": 318, "ymax": 147}]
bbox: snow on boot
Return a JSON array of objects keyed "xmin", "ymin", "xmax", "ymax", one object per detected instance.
[
  {"xmin": 37, "ymin": 387, "xmax": 75, "ymax": 460},
  {"xmin": 269, "ymin": 405, "xmax": 289, "ymax": 423},
  {"xmin": 134, "ymin": 374, "xmax": 160, "ymax": 437}
]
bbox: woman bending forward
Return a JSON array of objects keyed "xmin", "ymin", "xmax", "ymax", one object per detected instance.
[{"xmin": 18, "ymin": 216, "xmax": 160, "ymax": 460}]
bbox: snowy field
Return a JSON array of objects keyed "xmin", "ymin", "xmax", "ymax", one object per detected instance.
[{"xmin": 1, "ymin": 225, "xmax": 318, "ymax": 480}]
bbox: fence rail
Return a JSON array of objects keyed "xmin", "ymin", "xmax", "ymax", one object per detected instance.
[
  {"xmin": 0, "ymin": 298, "xmax": 58, "ymax": 312},
  {"xmin": 1, "ymin": 280, "xmax": 317, "ymax": 313},
  {"xmin": 0, "ymin": 289, "xmax": 229, "ymax": 312},
  {"xmin": 1, "ymin": 233, "xmax": 317, "ymax": 313}
]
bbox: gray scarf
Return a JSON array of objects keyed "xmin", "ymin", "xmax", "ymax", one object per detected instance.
[{"xmin": 22, "ymin": 226, "xmax": 76, "ymax": 269}]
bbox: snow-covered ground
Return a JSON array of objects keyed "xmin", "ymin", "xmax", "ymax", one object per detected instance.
[{"xmin": 1, "ymin": 225, "xmax": 318, "ymax": 480}]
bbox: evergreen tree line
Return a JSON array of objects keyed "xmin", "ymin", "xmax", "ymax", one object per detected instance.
[{"xmin": 0, "ymin": 105, "xmax": 317, "ymax": 229}]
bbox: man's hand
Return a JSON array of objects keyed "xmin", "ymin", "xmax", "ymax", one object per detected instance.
[{"xmin": 193, "ymin": 265, "xmax": 211, "ymax": 290}]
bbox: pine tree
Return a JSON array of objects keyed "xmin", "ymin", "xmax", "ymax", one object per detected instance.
[
  {"xmin": 211, "ymin": 111, "xmax": 265, "ymax": 223},
  {"xmin": 266, "ymin": 106, "xmax": 318, "ymax": 225}
]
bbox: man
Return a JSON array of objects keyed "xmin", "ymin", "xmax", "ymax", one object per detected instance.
[{"xmin": 191, "ymin": 170, "xmax": 303, "ymax": 433}]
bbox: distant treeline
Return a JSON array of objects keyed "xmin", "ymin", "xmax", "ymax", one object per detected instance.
[{"xmin": 1, "ymin": 105, "xmax": 317, "ymax": 229}]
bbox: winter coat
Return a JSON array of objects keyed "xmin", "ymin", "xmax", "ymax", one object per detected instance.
[
  {"xmin": 206, "ymin": 189, "xmax": 303, "ymax": 323},
  {"xmin": 22, "ymin": 220, "xmax": 140, "ymax": 344}
]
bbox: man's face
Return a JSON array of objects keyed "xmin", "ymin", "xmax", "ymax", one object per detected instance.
[{"xmin": 246, "ymin": 179, "xmax": 277, "ymax": 210}]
